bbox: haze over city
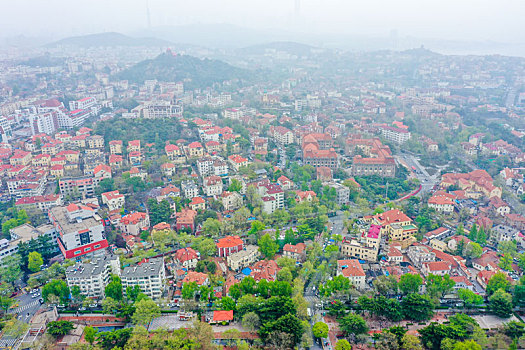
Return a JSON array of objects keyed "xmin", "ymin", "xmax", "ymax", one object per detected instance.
[
  {"xmin": 1, "ymin": 1, "xmax": 525, "ymax": 350},
  {"xmin": 1, "ymin": 0, "xmax": 525, "ymax": 55}
]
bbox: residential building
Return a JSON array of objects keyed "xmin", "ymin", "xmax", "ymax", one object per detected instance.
[
  {"xmin": 221, "ymin": 191, "xmax": 243, "ymax": 211},
  {"xmin": 65, "ymin": 255, "xmax": 120, "ymax": 299},
  {"xmin": 175, "ymin": 247, "xmax": 199, "ymax": 269},
  {"xmin": 337, "ymin": 259, "xmax": 366, "ymax": 290},
  {"xmin": 217, "ymin": 235, "xmax": 243, "ymax": 257},
  {"xmin": 227, "ymin": 245, "xmax": 260, "ymax": 271},
  {"xmin": 121, "ymin": 258, "xmax": 166, "ymax": 299},
  {"xmin": 381, "ymin": 126, "xmax": 411, "ymax": 144},
  {"xmin": 117, "ymin": 212, "xmax": 150, "ymax": 236},
  {"xmin": 282, "ymin": 243, "xmax": 306, "ymax": 262},
  {"xmin": 181, "ymin": 181, "xmax": 199, "ymax": 199},
  {"xmin": 101, "ymin": 191, "xmax": 125, "ymax": 211}
]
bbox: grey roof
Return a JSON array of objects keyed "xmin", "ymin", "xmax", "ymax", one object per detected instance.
[
  {"xmin": 66, "ymin": 255, "xmax": 118, "ymax": 279},
  {"xmin": 122, "ymin": 257, "xmax": 164, "ymax": 279}
]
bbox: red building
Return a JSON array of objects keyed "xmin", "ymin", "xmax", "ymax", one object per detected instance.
[{"xmin": 216, "ymin": 235, "xmax": 244, "ymax": 257}]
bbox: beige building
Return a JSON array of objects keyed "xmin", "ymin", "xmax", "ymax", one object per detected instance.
[
  {"xmin": 337, "ymin": 259, "xmax": 366, "ymax": 290},
  {"xmin": 227, "ymin": 245, "xmax": 260, "ymax": 271}
]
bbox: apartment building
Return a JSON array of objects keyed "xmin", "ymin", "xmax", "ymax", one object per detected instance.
[
  {"xmin": 381, "ymin": 126, "xmax": 411, "ymax": 144},
  {"xmin": 65, "ymin": 255, "xmax": 120, "ymax": 299},
  {"xmin": 121, "ymin": 258, "xmax": 166, "ymax": 299},
  {"xmin": 181, "ymin": 181, "xmax": 199, "ymax": 199}
]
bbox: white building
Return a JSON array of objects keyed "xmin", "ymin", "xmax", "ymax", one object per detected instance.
[
  {"xmin": 121, "ymin": 258, "xmax": 166, "ymax": 299},
  {"xmin": 65, "ymin": 255, "xmax": 120, "ymax": 299}
]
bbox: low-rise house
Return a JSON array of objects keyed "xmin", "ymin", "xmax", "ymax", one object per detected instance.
[
  {"xmin": 277, "ymin": 175, "xmax": 294, "ymax": 190},
  {"xmin": 337, "ymin": 259, "xmax": 366, "ymax": 290},
  {"xmin": 228, "ymin": 155, "xmax": 249, "ymax": 171},
  {"xmin": 451, "ymin": 276, "xmax": 474, "ymax": 291},
  {"xmin": 295, "ymin": 190, "xmax": 317, "ymax": 203},
  {"xmin": 251, "ymin": 260, "xmax": 280, "ymax": 282},
  {"xmin": 422, "ymin": 261, "xmax": 451, "ymax": 276},
  {"xmin": 472, "ymin": 251, "xmax": 499, "ymax": 271},
  {"xmin": 386, "ymin": 246, "xmax": 403, "ymax": 263},
  {"xmin": 490, "ymin": 197, "xmax": 511, "ymax": 216},
  {"xmin": 221, "ymin": 191, "xmax": 243, "ymax": 211},
  {"xmin": 181, "ymin": 181, "xmax": 199, "ymax": 199},
  {"xmin": 492, "ymin": 224, "xmax": 519, "ymax": 242},
  {"xmin": 217, "ymin": 235, "xmax": 243, "ymax": 257},
  {"xmin": 203, "ymin": 176, "xmax": 223, "ymax": 197},
  {"xmin": 182, "ymin": 271, "xmax": 209, "ymax": 286},
  {"xmin": 428, "ymin": 191, "xmax": 456, "ymax": 214},
  {"xmin": 176, "ymin": 209, "xmax": 197, "ymax": 232},
  {"xmin": 118, "ymin": 212, "xmax": 150, "ymax": 236},
  {"xmin": 175, "ymin": 247, "xmax": 199, "ymax": 269},
  {"xmin": 210, "ymin": 310, "xmax": 234, "ymax": 325},
  {"xmin": 101, "ymin": 190, "xmax": 125, "ymax": 211},
  {"xmin": 282, "ymin": 243, "xmax": 306, "ymax": 262},
  {"xmin": 189, "ymin": 197, "xmax": 206, "ymax": 211},
  {"xmin": 407, "ymin": 245, "xmax": 436, "ymax": 268},
  {"xmin": 227, "ymin": 245, "xmax": 260, "ymax": 271}
]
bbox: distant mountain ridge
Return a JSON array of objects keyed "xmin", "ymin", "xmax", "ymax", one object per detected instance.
[
  {"xmin": 45, "ymin": 32, "xmax": 172, "ymax": 48},
  {"xmin": 115, "ymin": 51, "xmax": 249, "ymax": 89}
]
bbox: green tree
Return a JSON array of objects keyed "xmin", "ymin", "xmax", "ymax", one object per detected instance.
[
  {"xmin": 260, "ymin": 314, "xmax": 304, "ymax": 345},
  {"xmin": 105, "ymin": 275, "xmax": 123, "ymax": 301},
  {"xmin": 468, "ymin": 224, "xmax": 478, "ymax": 241},
  {"xmin": 193, "ymin": 237, "xmax": 216, "ymax": 258},
  {"xmin": 0, "ymin": 295, "xmax": 14, "ymax": 314},
  {"xmin": 258, "ymin": 233, "xmax": 279, "ymax": 259},
  {"xmin": 201, "ymin": 218, "xmax": 222, "ymax": 237},
  {"xmin": 453, "ymin": 340, "xmax": 482, "ymax": 350},
  {"xmin": 312, "ymin": 321, "xmax": 329, "ymax": 338},
  {"xmin": 335, "ymin": 339, "xmax": 352, "ymax": 350},
  {"xmin": 373, "ymin": 275, "xmax": 399, "ymax": 295},
  {"xmin": 132, "ymin": 299, "xmax": 161, "ymax": 325},
  {"xmin": 126, "ymin": 285, "xmax": 141, "ymax": 302},
  {"xmin": 464, "ymin": 242, "xmax": 483, "ymax": 259},
  {"xmin": 27, "ymin": 251, "xmax": 44, "ymax": 272},
  {"xmin": 489, "ymin": 288, "xmax": 513, "ymax": 318},
  {"xmin": 458, "ymin": 288, "xmax": 483, "ymax": 309},
  {"xmin": 401, "ymin": 293, "xmax": 435, "ymax": 322},
  {"xmin": 486, "ymin": 272, "xmax": 511, "ymax": 295},
  {"xmin": 146, "ymin": 198, "xmax": 173, "ymax": 226},
  {"xmin": 84, "ymin": 326, "xmax": 97, "ymax": 345},
  {"xmin": 47, "ymin": 320, "xmax": 74, "ymax": 338},
  {"xmin": 221, "ymin": 296, "xmax": 236, "ymax": 311},
  {"xmin": 228, "ymin": 178, "xmax": 242, "ymax": 192},
  {"xmin": 399, "ymin": 273, "xmax": 423, "ymax": 294},
  {"xmin": 42, "ymin": 279, "xmax": 70, "ymax": 304},
  {"xmin": 499, "ymin": 254, "xmax": 513, "ymax": 270},
  {"xmin": 102, "ymin": 297, "xmax": 119, "ymax": 314},
  {"xmin": 248, "ymin": 220, "xmax": 265, "ymax": 235},
  {"xmin": 242, "ymin": 311, "xmax": 260, "ymax": 331},
  {"xmin": 0, "ymin": 254, "xmax": 22, "ymax": 283},
  {"xmin": 182, "ymin": 282, "xmax": 199, "ymax": 300},
  {"xmin": 2, "ymin": 218, "xmax": 19, "ymax": 238},
  {"xmin": 338, "ymin": 313, "xmax": 369, "ymax": 340},
  {"xmin": 96, "ymin": 328, "xmax": 133, "ymax": 350},
  {"xmin": 426, "ymin": 274, "xmax": 455, "ymax": 299},
  {"xmin": 401, "ymin": 333, "xmax": 423, "ymax": 350}
]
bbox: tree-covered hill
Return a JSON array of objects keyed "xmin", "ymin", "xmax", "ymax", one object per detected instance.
[{"xmin": 115, "ymin": 51, "xmax": 250, "ymax": 89}]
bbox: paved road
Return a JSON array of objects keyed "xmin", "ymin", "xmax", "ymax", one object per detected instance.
[
  {"xmin": 396, "ymin": 152, "xmax": 440, "ymax": 196},
  {"xmin": 10, "ymin": 290, "xmax": 42, "ymax": 324}
]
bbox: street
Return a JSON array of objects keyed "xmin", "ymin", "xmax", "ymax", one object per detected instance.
[
  {"xmin": 9, "ymin": 289, "xmax": 42, "ymax": 324},
  {"xmin": 395, "ymin": 152, "xmax": 441, "ymax": 196}
]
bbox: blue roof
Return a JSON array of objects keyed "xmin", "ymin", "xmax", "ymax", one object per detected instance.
[{"xmin": 242, "ymin": 268, "xmax": 252, "ymax": 276}]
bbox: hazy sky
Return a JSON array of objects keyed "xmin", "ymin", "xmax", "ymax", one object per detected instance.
[{"xmin": 1, "ymin": 0, "xmax": 524, "ymax": 43}]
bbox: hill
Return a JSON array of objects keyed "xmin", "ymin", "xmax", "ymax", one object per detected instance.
[
  {"xmin": 115, "ymin": 51, "xmax": 249, "ymax": 89},
  {"xmin": 45, "ymin": 32, "xmax": 172, "ymax": 48}
]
